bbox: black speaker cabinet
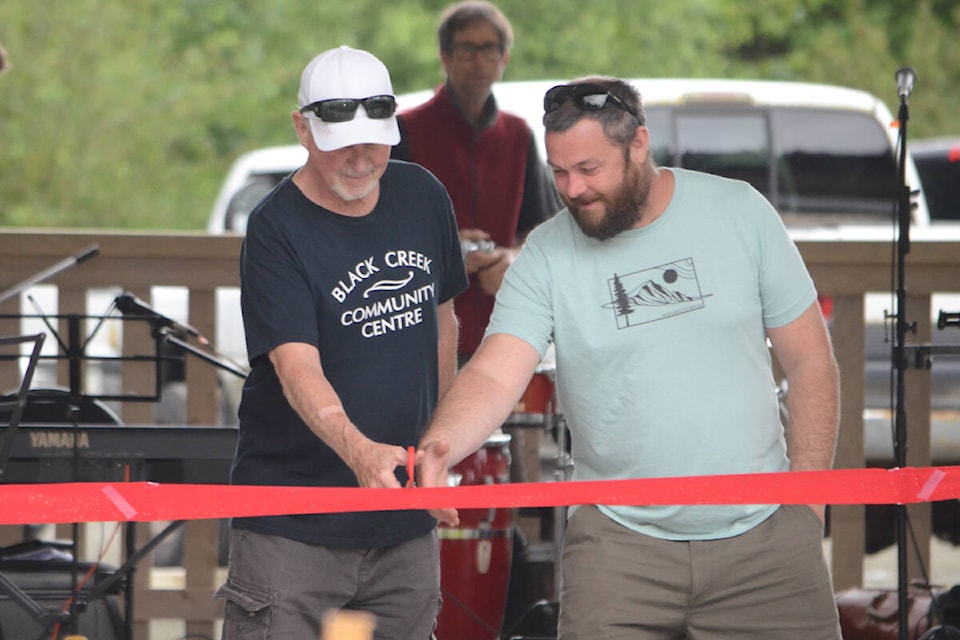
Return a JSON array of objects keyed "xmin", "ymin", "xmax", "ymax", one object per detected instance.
[{"xmin": 0, "ymin": 558, "xmax": 124, "ymax": 640}]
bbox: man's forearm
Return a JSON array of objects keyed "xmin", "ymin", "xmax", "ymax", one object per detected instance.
[
  {"xmin": 422, "ymin": 333, "xmax": 541, "ymax": 465},
  {"xmin": 785, "ymin": 360, "xmax": 840, "ymax": 472}
]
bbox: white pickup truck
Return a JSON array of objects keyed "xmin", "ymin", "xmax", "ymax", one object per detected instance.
[{"xmin": 146, "ymin": 79, "xmax": 956, "ymax": 465}]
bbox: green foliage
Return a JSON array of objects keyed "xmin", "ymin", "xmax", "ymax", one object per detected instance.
[{"xmin": 0, "ymin": 0, "xmax": 957, "ymax": 230}]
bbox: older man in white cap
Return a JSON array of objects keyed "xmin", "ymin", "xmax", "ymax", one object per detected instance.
[{"xmin": 216, "ymin": 46, "xmax": 467, "ymax": 640}]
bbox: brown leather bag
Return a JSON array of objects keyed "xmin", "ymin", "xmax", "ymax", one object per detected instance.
[{"xmin": 836, "ymin": 587, "xmax": 936, "ymax": 640}]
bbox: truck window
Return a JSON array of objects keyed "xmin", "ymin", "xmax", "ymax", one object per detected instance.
[
  {"xmin": 223, "ymin": 174, "xmax": 286, "ymax": 233},
  {"xmin": 676, "ymin": 113, "xmax": 769, "ymax": 195},
  {"xmin": 772, "ymin": 107, "xmax": 897, "ymax": 221},
  {"xmin": 646, "ymin": 105, "xmax": 899, "ymax": 226}
]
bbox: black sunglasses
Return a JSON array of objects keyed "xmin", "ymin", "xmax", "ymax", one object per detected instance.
[
  {"xmin": 299, "ymin": 95, "xmax": 397, "ymax": 123},
  {"xmin": 543, "ymin": 83, "xmax": 644, "ymax": 126}
]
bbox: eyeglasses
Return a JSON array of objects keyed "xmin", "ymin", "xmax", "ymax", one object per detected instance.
[
  {"xmin": 543, "ymin": 83, "xmax": 644, "ymax": 126},
  {"xmin": 299, "ymin": 95, "xmax": 397, "ymax": 123},
  {"xmin": 449, "ymin": 41, "xmax": 504, "ymax": 62}
]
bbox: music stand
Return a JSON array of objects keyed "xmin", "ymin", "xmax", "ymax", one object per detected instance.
[
  {"xmin": 0, "ymin": 333, "xmax": 80, "ymax": 636},
  {"xmin": 0, "ymin": 333, "xmax": 45, "ymax": 480}
]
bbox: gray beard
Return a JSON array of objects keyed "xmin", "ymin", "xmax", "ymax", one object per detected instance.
[{"xmin": 331, "ymin": 176, "xmax": 378, "ymax": 202}]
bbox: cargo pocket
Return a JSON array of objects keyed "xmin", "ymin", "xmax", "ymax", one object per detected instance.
[{"xmin": 216, "ymin": 578, "xmax": 276, "ymax": 640}]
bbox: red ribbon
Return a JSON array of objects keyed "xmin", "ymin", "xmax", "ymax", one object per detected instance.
[{"xmin": 1, "ymin": 466, "xmax": 957, "ymax": 525}]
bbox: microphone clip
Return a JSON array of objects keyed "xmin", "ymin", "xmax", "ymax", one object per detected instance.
[{"xmin": 895, "ymin": 65, "xmax": 916, "ymax": 104}]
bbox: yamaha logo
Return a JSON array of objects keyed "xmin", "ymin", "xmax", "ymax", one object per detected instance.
[{"xmin": 29, "ymin": 430, "xmax": 91, "ymax": 449}]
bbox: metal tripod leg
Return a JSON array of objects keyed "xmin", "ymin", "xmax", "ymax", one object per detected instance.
[{"xmin": 551, "ymin": 412, "xmax": 573, "ymax": 604}]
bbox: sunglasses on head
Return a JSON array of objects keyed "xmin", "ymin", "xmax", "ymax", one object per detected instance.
[
  {"xmin": 299, "ymin": 95, "xmax": 397, "ymax": 123},
  {"xmin": 543, "ymin": 83, "xmax": 644, "ymax": 126}
]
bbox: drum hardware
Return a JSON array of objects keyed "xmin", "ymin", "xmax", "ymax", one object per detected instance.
[
  {"xmin": 499, "ymin": 427, "xmax": 568, "ymax": 639},
  {"xmin": 501, "ymin": 598, "xmax": 559, "ymax": 640},
  {"xmin": 551, "ymin": 410, "xmax": 573, "ymax": 608},
  {"xmin": 496, "ymin": 362, "xmax": 569, "ymax": 640}
]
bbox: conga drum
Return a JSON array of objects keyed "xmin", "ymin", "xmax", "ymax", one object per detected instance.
[
  {"xmin": 505, "ymin": 363, "xmax": 556, "ymax": 427},
  {"xmin": 436, "ymin": 433, "xmax": 513, "ymax": 640}
]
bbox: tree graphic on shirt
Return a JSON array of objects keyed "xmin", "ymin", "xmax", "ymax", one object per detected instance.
[{"xmin": 612, "ymin": 273, "xmax": 634, "ymax": 321}]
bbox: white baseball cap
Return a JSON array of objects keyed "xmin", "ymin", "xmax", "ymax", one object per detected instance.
[{"xmin": 297, "ymin": 46, "xmax": 401, "ymax": 152}]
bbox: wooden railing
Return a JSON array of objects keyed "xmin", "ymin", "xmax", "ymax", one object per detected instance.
[{"xmin": 1, "ymin": 230, "xmax": 959, "ymax": 639}]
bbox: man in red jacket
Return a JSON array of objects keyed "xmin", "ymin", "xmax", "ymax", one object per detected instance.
[
  {"xmin": 392, "ymin": 0, "xmax": 559, "ymax": 363},
  {"xmin": 390, "ymin": 15, "xmax": 559, "ymax": 622}
]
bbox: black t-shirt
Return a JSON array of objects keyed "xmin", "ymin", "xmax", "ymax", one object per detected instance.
[{"xmin": 232, "ymin": 160, "xmax": 468, "ymax": 548}]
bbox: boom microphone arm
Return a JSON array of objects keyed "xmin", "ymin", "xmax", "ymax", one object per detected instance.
[{"xmin": 115, "ymin": 292, "xmax": 208, "ymax": 345}]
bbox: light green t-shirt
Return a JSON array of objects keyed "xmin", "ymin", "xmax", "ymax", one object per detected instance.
[{"xmin": 487, "ymin": 168, "xmax": 817, "ymax": 540}]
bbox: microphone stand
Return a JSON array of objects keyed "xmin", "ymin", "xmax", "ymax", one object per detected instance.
[{"xmin": 892, "ymin": 69, "xmax": 914, "ymax": 640}]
